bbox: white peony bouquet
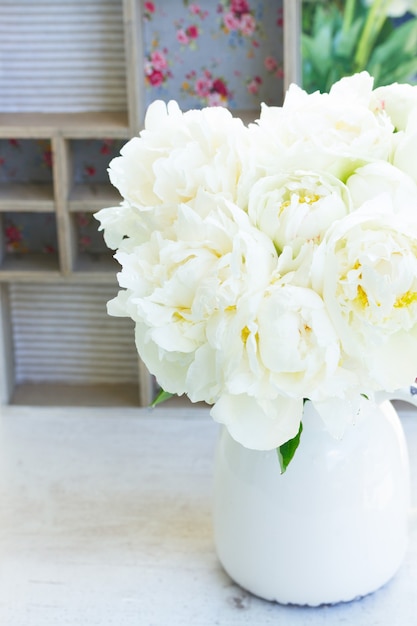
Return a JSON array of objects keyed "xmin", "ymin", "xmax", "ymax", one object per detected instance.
[{"xmin": 95, "ymin": 72, "xmax": 417, "ymax": 469}]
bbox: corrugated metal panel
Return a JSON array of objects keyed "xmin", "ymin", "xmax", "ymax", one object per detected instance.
[
  {"xmin": 9, "ymin": 282, "xmax": 139, "ymax": 384},
  {"xmin": 0, "ymin": 0, "xmax": 127, "ymax": 112}
]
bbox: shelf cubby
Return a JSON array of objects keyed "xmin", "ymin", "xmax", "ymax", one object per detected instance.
[
  {"xmin": 0, "ymin": 138, "xmax": 55, "ymax": 213},
  {"xmin": 67, "ymin": 138, "xmax": 123, "ymax": 212},
  {"xmin": 0, "ymin": 212, "xmax": 60, "ymax": 275},
  {"xmin": 5, "ymin": 281, "xmax": 142, "ymax": 408},
  {"xmin": 71, "ymin": 211, "xmax": 115, "ymax": 271}
]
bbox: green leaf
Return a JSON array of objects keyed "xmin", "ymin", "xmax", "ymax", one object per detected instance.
[
  {"xmin": 334, "ymin": 17, "xmax": 364, "ymax": 59},
  {"xmin": 372, "ymin": 57, "xmax": 417, "ymax": 87},
  {"xmin": 302, "ymin": 3, "xmax": 417, "ymax": 92},
  {"xmin": 276, "ymin": 422, "xmax": 303, "ymax": 475},
  {"xmin": 150, "ymin": 389, "xmax": 174, "ymax": 407},
  {"xmin": 367, "ymin": 18, "xmax": 417, "ymax": 81},
  {"xmin": 302, "ymin": 24, "xmax": 333, "ymax": 73},
  {"xmin": 301, "ymin": 4, "xmax": 348, "ymax": 93}
]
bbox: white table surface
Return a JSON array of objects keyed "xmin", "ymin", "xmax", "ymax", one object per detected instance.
[{"xmin": 0, "ymin": 401, "xmax": 416, "ymax": 626}]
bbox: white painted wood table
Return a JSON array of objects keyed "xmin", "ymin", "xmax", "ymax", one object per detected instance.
[{"xmin": 0, "ymin": 402, "xmax": 416, "ymax": 626}]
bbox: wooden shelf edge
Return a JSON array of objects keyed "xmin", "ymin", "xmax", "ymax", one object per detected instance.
[
  {"xmin": 0, "ymin": 182, "xmax": 55, "ymax": 212},
  {"xmin": 0, "ymin": 112, "xmax": 132, "ymax": 139},
  {"xmin": 68, "ymin": 271, "xmax": 119, "ymax": 284},
  {"xmin": 0, "ymin": 253, "xmax": 117, "ymax": 283},
  {"xmin": 10, "ymin": 382, "xmax": 140, "ymax": 407},
  {"xmin": 68, "ymin": 183, "xmax": 121, "ymax": 212},
  {"xmin": 0, "ymin": 271, "xmax": 118, "ymax": 284},
  {"xmin": 0, "ymin": 271, "xmax": 62, "ymax": 283}
]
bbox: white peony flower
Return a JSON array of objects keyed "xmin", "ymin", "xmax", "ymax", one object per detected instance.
[
  {"xmin": 371, "ymin": 82, "xmax": 417, "ymax": 131},
  {"xmin": 247, "ymin": 170, "xmax": 351, "ymax": 254},
  {"xmin": 256, "ymin": 284, "xmax": 342, "ymax": 401},
  {"xmin": 211, "ymin": 393, "xmax": 304, "ymax": 451},
  {"xmin": 107, "ymin": 100, "xmax": 247, "ymax": 226},
  {"xmin": 392, "ymin": 109, "xmax": 417, "ymax": 184},
  {"xmin": 246, "ymin": 73, "xmax": 394, "ymax": 184},
  {"xmin": 108, "ymin": 191, "xmax": 278, "ymax": 404},
  {"xmin": 206, "ymin": 281, "xmax": 341, "ymax": 399},
  {"xmin": 95, "ymin": 201, "xmax": 149, "ymax": 250},
  {"xmin": 346, "ymin": 161, "xmax": 417, "ymax": 210},
  {"xmin": 206, "ymin": 280, "xmax": 351, "ymax": 449},
  {"xmin": 311, "ymin": 198, "xmax": 417, "ymax": 392}
]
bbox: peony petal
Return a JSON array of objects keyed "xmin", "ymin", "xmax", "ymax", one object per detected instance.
[{"xmin": 211, "ymin": 393, "xmax": 303, "ymax": 450}]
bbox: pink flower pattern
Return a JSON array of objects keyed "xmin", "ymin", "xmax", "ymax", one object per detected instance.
[
  {"xmin": 143, "ymin": 1, "xmax": 284, "ymax": 110},
  {"xmin": 183, "ymin": 68, "xmax": 232, "ymax": 106},
  {"xmin": 174, "ymin": 3, "xmax": 207, "ymax": 50},
  {"xmin": 246, "ymin": 74, "xmax": 262, "ymax": 95},
  {"xmin": 145, "ymin": 45, "xmax": 171, "ymax": 88},
  {"xmin": 220, "ymin": 0, "xmax": 258, "ymax": 41},
  {"xmin": 143, "ymin": 1, "xmax": 156, "ymax": 21}
]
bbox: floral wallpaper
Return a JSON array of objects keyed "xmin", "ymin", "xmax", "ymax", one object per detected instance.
[{"xmin": 143, "ymin": 0, "xmax": 284, "ymax": 110}]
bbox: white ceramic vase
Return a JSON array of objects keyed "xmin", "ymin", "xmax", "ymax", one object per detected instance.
[{"xmin": 212, "ymin": 399, "xmax": 411, "ymax": 606}]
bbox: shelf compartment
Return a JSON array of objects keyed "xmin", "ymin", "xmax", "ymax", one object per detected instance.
[
  {"xmin": 0, "ymin": 1, "xmax": 128, "ymax": 115},
  {"xmin": 0, "ymin": 182, "xmax": 55, "ymax": 212},
  {"xmin": 0, "ymin": 212, "xmax": 59, "ymax": 274},
  {"xmin": 67, "ymin": 138, "xmax": 124, "ymax": 211},
  {"xmin": 7, "ymin": 281, "xmax": 141, "ymax": 407},
  {"xmin": 0, "ymin": 139, "xmax": 55, "ymax": 211},
  {"xmin": 70, "ymin": 210, "xmax": 118, "ymax": 274},
  {"xmin": 70, "ymin": 138, "xmax": 125, "ymax": 183},
  {"xmin": 0, "ymin": 138, "xmax": 53, "ymax": 180}
]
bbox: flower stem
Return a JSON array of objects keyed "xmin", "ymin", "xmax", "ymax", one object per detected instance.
[
  {"xmin": 342, "ymin": 0, "xmax": 357, "ymax": 35},
  {"xmin": 354, "ymin": 0, "xmax": 390, "ymax": 70}
]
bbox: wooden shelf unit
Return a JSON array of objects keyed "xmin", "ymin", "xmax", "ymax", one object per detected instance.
[{"xmin": 0, "ymin": 0, "xmax": 153, "ymax": 407}]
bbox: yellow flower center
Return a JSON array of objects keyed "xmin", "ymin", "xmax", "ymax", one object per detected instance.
[
  {"xmin": 299, "ymin": 193, "xmax": 320, "ymax": 204},
  {"xmin": 278, "ymin": 199, "xmax": 291, "ymax": 215},
  {"xmin": 173, "ymin": 308, "xmax": 190, "ymax": 322},
  {"xmin": 394, "ymin": 291, "xmax": 417, "ymax": 308},
  {"xmin": 241, "ymin": 326, "xmax": 251, "ymax": 344},
  {"xmin": 278, "ymin": 191, "xmax": 320, "ymax": 216},
  {"xmin": 356, "ymin": 285, "xmax": 369, "ymax": 308}
]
